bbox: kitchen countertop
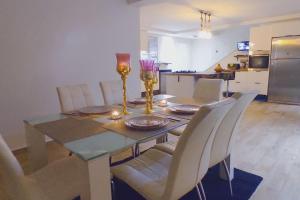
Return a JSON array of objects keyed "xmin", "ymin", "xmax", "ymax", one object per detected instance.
[{"xmin": 162, "ymin": 71, "xmax": 235, "ymax": 80}]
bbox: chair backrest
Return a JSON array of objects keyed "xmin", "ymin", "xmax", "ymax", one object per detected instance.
[
  {"xmin": 193, "ymin": 78, "xmax": 224, "ymax": 103},
  {"xmin": 163, "ymin": 98, "xmax": 236, "ymax": 200},
  {"xmin": 209, "ymin": 92, "xmax": 257, "ymax": 167},
  {"xmin": 56, "ymin": 84, "xmax": 95, "ymax": 112},
  {"xmin": 99, "ymin": 80, "xmax": 123, "ymax": 105},
  {"xmin": 0, "ymin": 134, "xmax": 25, "ymax": 200}
]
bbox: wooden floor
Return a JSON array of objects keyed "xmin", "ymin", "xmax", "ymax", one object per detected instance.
[{"xmin": 1, "ymin": 101, "xmax": 300, "ymax": 200}]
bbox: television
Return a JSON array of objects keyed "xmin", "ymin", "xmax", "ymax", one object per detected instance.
[{"xmin": 237, "ymin": 41, "xmax": 249, "ymax": 51}]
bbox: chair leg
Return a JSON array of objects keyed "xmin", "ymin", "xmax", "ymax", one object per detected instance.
[
  {"xmin": 199, "ymin": 182, "xmax": 206, "ymax": 200},
  {"xmin": 196, "ymin": 184, "xmax": 203, "ymax": 200},
  {"xmin": 135, "ymin": 144, "xmax": 140, "ymax": 156},
  {"xmin": 223, "ymin": 160, "xmax": 233, "ymax": 196},
  {"xmin": 164, "ymin": 134, "xmax": 168, "ymax": 142},
  {"xmin": 111, "ymin": 179, "xmax": 116, "ymax": 200}
]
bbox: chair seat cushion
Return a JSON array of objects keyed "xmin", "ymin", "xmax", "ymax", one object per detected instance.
[
  {"xmin": 28, "ymin": 156, "xmax": 89, "ymax": 200},
  {"xmin": 169, "ymin": 125, "xmax": 186, "ymax": 136},
  {"xmin": 111, "ymin": 149, "xmax": 173, "ymax": 200},
  {"xmin": 154, "ymin": 141, "xmax": 176, "ymax": 155}
]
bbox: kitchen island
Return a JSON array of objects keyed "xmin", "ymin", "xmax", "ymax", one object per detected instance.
[{"xmin": 161, "ymin": 71, "xmax": 235, "ymax": 98}]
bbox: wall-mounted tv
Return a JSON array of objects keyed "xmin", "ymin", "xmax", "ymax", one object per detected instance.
[{"xmin": 237, "ymin": 41, "xmax": 249, "ymax": 51}]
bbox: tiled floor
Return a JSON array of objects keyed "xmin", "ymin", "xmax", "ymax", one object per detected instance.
[{"xmin": 1, "ymin": 101, "xmax": 300, "ymax": 200}]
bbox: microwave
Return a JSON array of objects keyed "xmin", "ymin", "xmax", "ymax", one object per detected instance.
[{"xmin": 249, "ymin": 55, "xmax": 269, "ymax": 69}]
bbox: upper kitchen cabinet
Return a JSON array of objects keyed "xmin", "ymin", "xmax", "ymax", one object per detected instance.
[{"xmin": 250, "ymin": 25, "xmax": 273, "ymax": 52}]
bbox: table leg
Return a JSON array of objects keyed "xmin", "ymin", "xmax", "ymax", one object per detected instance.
[
  {"xmin": 219, "ymin": 154, "xmax": 234, "ymax": 181},
  {"xmin": 226, "ymin": 80, "xmax": 230, "ymax": 98},
  {"xmin": 134, "ymin": 144, "xmax": 140, "ymax": 156},
  {"xmin": 25, "ymin": 123, "xmax": 48, "ymax": 172},
  {"xmin": 82, "ymin": 154, "xmax": 112, "ymax": 200}
]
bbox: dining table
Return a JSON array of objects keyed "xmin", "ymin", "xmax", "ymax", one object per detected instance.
[{"xmin": 24, "ymin": 95, "xmax": 233, "ymax": 200}]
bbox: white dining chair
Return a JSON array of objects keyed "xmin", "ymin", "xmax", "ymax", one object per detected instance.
[
  {"xmin": 57, "ymin": 84, "xmax": 96, "ymax": 113},
  {"xmin": 100, "ymin": 80, "xmax": 123, "ymax": 106},
  {"xmin": 111, "ymin": 98, "xmax": 235, "ymax": 200},
  {"xmin": 0, "ymin": 134, "xmax": 90, "ymax": 200},
  {"xmin": 154, "ymin": 92, "xmax": 257, "ymax": 196},
  {"xmin": 169, "ymin": 78, "xmax": 225, "ymax": 136}
]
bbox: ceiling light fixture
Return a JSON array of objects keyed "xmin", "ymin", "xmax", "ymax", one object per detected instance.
[{"xmin": 198, "ymin": 10, "xmax": 212, "ymax": 39}]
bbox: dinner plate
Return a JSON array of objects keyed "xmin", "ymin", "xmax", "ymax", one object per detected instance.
[
  {"xmin": 128, "ymin": 98, "xmax": 147, "ymax": 104},
  {"xmin": 78, "ymin": 106, "xmax": 112, "ymax": 115},
  {"xmin": 124, "ymin": 116, "xmax": 169, "ymax": 130},
  {"xmin": 169, "ymin": 104, "xmax": 200, "ymax": 115}
]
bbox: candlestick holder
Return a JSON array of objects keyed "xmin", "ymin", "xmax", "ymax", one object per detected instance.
[
  {"xmin": 150, "ymin": 71, "xmax": 158, "ymax": 110},
  {"xmin": 116, "ymin": 53, "xmax": 131, "ymax": 115},
  {"xmin": 144, "ymin": 79, "xmax": 153, "ymax": 114},
  {"xmin": 140, "ymin": 60, "xmax": 158, "ymax": 114}
]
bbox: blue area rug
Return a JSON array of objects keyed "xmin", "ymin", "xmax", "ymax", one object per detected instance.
[{"xmin": 113, "ymin": 164, "xmax": 263, "ymax": 200}]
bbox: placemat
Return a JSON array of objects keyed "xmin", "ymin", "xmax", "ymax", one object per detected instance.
[
  {"xmin": 34, "ymin": 117, "xmax": 107, "ymax": 144},
  {"xmin": 63, "ymin": 105, "xmax": 121, "ymax": 120}
]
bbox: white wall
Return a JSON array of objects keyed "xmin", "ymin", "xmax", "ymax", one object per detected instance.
[
  {"xmin": 190, "ymin": 39, "xmax": 212, "ymax": 71},
  {"xmin": 158, "ymin": 36, "xmax": 192, "ymax": 71},
  {"xmin": 147, "ymin": 27, "xmax": 249, "ymax": 72},
  {"xmin": 191, "ymin": 26, "xmax": 250, "ymax": 71},
  {"xmin": 0, "ymin": 0, "xmax": 140, "ymax": 150},
  {"xmin": 140, "ymin": 30, "xmax": 148, "ymax": 52}
]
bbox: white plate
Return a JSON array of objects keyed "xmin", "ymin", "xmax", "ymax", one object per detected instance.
[
  {"xmin": 128, "ymin": 98, "xmax": 147, "ymax": 104},
  {"xmin": 169, "ymin": 104, "xmax": 200, "ymax": 115},
  {"xmin": 125, "ymin": 116, "xmax": 169, "ymax": 130}
]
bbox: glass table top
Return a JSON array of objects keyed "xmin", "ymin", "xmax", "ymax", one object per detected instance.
[
  {"xmin": 24, "ymin": 98, "xmax": 200, "ymax": 161},
  {"xmin": 24, "ymin": 113, "xmax": 67, "ymax": 126},
  {"xmin": 64, "ymin": 131, "xmax": 136, "ymax": 160}
]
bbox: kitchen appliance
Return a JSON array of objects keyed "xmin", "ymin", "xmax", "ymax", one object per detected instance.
[
  {"xmin": 249, "ymin": 55, "xmax": 269, "ymax": 69},
  {"xmin": 237, "ymin": 41, "xmax": 249, "ymax": 51},
  {"xmin": 269, "ymin": 35, "xmax": 300, "ymax": 105},
  {"xmin": 158, "ymin": 62, "xmax": 171, "ymax": 70},
  {"xmin": 174, "ymin": 70, "xmax": 197, "ymax": 73}
]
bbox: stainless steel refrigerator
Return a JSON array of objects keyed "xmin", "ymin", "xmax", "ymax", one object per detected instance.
[{"xmin": 268, "ymin": 35, "xmax": 300, "ymax": 105}]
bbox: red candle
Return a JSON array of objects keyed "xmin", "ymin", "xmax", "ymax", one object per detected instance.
[{"xmin": 116, "ymin": 53, "xmax": 131, "ymax": 73}]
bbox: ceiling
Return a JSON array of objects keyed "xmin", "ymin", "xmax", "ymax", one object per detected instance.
[{"xmin": 136, "ymin": 0, "xmax": 300, "ymax": 38}]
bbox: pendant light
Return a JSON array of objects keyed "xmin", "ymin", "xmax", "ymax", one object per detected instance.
[{"xmin": 198, "ymin": 10, "xmax": 212, "ymax": 39}]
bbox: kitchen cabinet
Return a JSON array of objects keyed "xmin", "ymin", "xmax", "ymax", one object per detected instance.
[
  {"xmin": 165, "ymin": 75, "xmax": 195, "ymax": 98},
  {"xmin": 229, "ymin": 71, "xmax": 269, "ymax": 95},
  {"xmin": 250, "ymin": 25, "xmax": 272, "ymax": 51}
]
